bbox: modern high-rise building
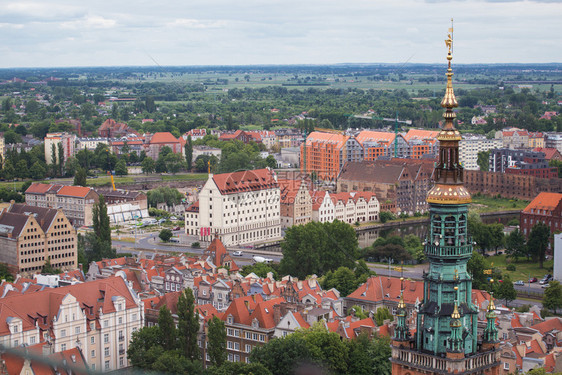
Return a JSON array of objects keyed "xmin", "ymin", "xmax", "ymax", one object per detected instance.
[{"xmin": 390, "ymin": 31, "xmax": 500, "ymax": 375}]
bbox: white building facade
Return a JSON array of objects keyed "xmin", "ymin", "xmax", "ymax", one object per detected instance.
[
  {"xmin": 185, "ymin": 168, "xmax": 282, "ymax": 246},
  {"xmin": 459, "ymin": 135, "xmax": 502, "ymax": 170}
]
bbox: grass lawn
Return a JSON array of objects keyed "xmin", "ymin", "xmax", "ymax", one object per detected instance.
[
  {"xmin": 470, "ymin": 195, "xmax": 529, "ymax": 214},
  {"xmin": 487, "ymin": 254, "xmax": 553, "ymax": 281}
]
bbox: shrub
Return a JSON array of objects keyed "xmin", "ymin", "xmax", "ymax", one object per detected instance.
[
  {"xmin": 506, "ymin": 264, "xmax": 516, "ymax": 271},
  {"xmin": 192, "ymin": 242, "xmax": 200, "ymax": 248}
]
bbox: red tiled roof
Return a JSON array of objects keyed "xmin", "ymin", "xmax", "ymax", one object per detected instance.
[
  {"xmin": 150, "ymin": 132, "xmax": 181, "ymax": 144},
  {"xmin": 347, "ymin": 276, "xmax": 423, "ymax": 303},
  {"xmin": 212, "ymin": 168, "xmax": 278, "ymax": 195},
  {"xmin": 533, "ymin": 147, "xmax": 561, "ymax": 160},
  {"xmin": 530, "ymin": 317, "xmax": 562, "ymax": 335},
  {"xmin": 57, "ymin": 185, "xmax": 93, "ymax": 198},
  {"xmin": 523, "ymin": 192, "xmax": 562, "ymax": 213}
]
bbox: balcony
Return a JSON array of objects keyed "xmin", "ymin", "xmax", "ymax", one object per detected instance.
[
  {"xmin": 424, "ymin": 243, "xmax": 473, "ymax": 258},
  {"xmin": 391, "ymin": 346, "xmax": 499, "ymax": 374}
]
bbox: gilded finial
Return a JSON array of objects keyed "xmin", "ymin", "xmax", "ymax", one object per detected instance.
[
  {"xmin": 488, "ymin": 292, "xmax": 496, "ymax": 312},
  {"xmin": 451, "ymin": 304, "xmax": 461, "ymax": 319},
  {"xmin": 398, "ymin": 291, "xmax": 406, "ymax": 310}
]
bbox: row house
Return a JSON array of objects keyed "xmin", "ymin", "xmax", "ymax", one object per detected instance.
[
  {"xmin": 338, "ymin": 159, "xmax": 434, "ymax": 214},
  {"xmin": 275, "ymin": 128, "xmax": 304, "ymax": 149},
  {"xmin": 495, "ymin": 128, "xmax": 544, "ymax": 149},
  {"xmin": 185, "ymin": 168, "xmax": 281, "ymax": 246},
  {"xmin": 0, "ymin": 276, "xmax": 143, "ymax": 372},
  {"xmin": 76, "ymin": 137, "xmax": 108, "ymax": 151},
  {"xmin": 110, "ymin": 136, "xmax": 145, "ymax": 156},
  {"xmin": 278, "ymin": 179, "xmax": 312, "ymax": 228},
  {"xmin": 0, "ymin": 203, "xmax": 77, "ymax": 276},
  {"xmin": 98, "ymin": 119, "xmax": 138, "ymax": 138},
  {"xmin": 25, "ymin": 183, "xmax": 99, "ymax": 227},
  {"xmin": 184, "ymin": 128, "xmax": 207, "ymax": 141}
]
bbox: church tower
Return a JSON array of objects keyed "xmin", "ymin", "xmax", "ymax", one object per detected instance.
[{"xmin": 390, "ymin": 25, "xmax": 501, "ymax": 375}]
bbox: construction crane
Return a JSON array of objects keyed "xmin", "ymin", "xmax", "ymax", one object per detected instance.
[
  {"xmin": 367, "ymin": 113, "xmax": 412, "ymax": 157},
  {"xmin": 107, "ymin": 171, "xmax": 116, "ymax": 191}
]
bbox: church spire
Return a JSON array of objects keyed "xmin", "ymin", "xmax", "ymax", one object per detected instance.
[
  {"xmin": 394, "ymin": 278, "xmax": 409, "ymax": 341},
  {"xmin": 483, "ymin": 292, "xmax": 499, "ymax": 343},
  {"xmin": 449, "ymin": 287, "xmax": 464, "ymax": 352}
]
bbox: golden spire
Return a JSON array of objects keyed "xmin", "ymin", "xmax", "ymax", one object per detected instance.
[
  {"xmin": 487, "ymin": 293, "xmax": 496, "ymax": 312},
  {"xmin": 451, "ymin": 303, "xmax": 461, "ymax": 320},
  {"xmin": 398, "ymin": 291, "xmax": 406, "ymax": 310}
]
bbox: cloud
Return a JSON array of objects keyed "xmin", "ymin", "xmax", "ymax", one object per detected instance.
[
  {"xmin": 168, "ymin": 18, "xmax": 227, "ymax": 29},
  {"xmin": 60, "ymin": 15, "xmax": 117, "ymax": 30}
]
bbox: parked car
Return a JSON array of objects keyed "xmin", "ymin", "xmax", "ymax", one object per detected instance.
[
  {"xmin": 170, "ymin": 216, "xmax": 178, "ymax": 221},
  {"xmin": 541, "ymin": 283, "xmax": 550, "ymax": 289},
  {"xmin": 539, "ymin": 275, "xmax": 553, "ymax": 285},
  {"xmin": 173, "ymin": 226, "xmax": 181, "ymax": 231},
  {"xmin": 529, "ymin": 277, "xmax": 538, "ymax": 283},
  {"xmin": 169, "ymin": 238, "xmax": 180, "ymax": 243},
  {"xmin": 514, "ymin": 280, "xmax": 525, "ymax": 286},
  {"xmin": 233, "ymin": 251, "xmax": 243, "ymax": 257}
]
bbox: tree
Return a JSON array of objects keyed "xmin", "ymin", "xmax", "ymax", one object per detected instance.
[
  {"xmin": 477, "ymin": 150, "xmax": 490, "ymax": 171},
  {"xmin": 527, "ymin": 222, "xmax": 550, "ymax": 268},
  {"xmin": 265, "ymin": 155, "xmax": 277, "ymax": 169},
  {"xmin": 42, "ymin": 257, "xmax": 61, "ymax": 275},
  {"xmin": 379, "ymin": 211, "xmax": 395, "ymax": 223},
  {"xmin": 185, "ymin": 135, "xmax": 193, "ymax": 170},
  {"xmin": 348, "ymin": 333, "xmax": 392, "ymax": 375},
  {"xmin": 88, "ymin": 195, "xmax": 114, "ymax": 261},
  {"xmin": 29, "ymin": 160, "xmax": 47, "ymax": 180},
  {"xmin": 165, "ymin": 152, "xmax": 185, "ymax": 174},
  {"xmin": 74, "ymin": 167, "xmax": 87, "ymax": 186},
  {"xmin": 141, "ymin": 157, "xmax": 155, "ymax": 174},
  {"xmin": 145, "ymin": 96, "xmax": 156, "ymax": 113},
  {"xmin": 57, "ymin": 143, "xmax": 64, "ymax": 176},
  {"xmin": 50, "ymin": 144, "xmax": 57, "ymax": 176},
  {"xmin": 207, "ymin": 316, "xmax": 227, "ymax": 367},
  {"xmin": 506, "ymin": 228, "xmax": 527, "ymax": 261},
  {"xmin": 489, "ymin": 223, "xmax": 505, "ymax": 255},
  {"xmin": 250, "ymin": 334, "xmax": 312, "ymax": 375},
  {"xmin": 240, "ymin": 262, "xmax": 278, "ymax": 279},
  {"xmin": 207, "ymin": 362, "xmax": 272, "ymax": 375},
  {"xmin": 348, "ymin": 305, "xmax": 369, "ymax": 320},
  {"xmin": 158, "ymin": 306, "xmax": 177, "ymax": 351},
  {"xmin": 543, "ymin": 280, "xmax": 562, "ymax": 314},
  {"xmin": 147, "ymin": 187, "xmax": 184, "ymax": 208},
  {"xmin": 495, "ymin": 276, "xmax": 517, "ymax": 307},
  {"xmin": 151, "ymin": 351, "xmax": 204, "ymax": 375},
  {"xmin": 177, "ymin": 288, "xmax": 200, "ymax": 361},
  {"xmin": 322, "ymin": 266, "xmax": 360, "ymax": 296},
  {"xmin": 115, "ymin": 159, "xmax": 128, "ymax": 176},
  {"xmin": 0, "ymin": 263, "xmax": 14, "ymax": 282},
  {"xmin": 127, "ymin": 326, "xmax": 164, "ymax": 369},
  {"xmin": 280, "ymin": 220, "xmax": 358, "ymax": 279},
  {"xmin": 159, "ymin": 229, "xmax": 173, "ymax": 242},
  {"xmin": 468, "ymin": 251, "xmax": 488, "ymax": 290},
  {"xmin": 16, "ymin": 160, "xmax": 28, "ymax": 179},
  {"xmin": 2, "ymin": 159, "xmax": 15, "ymax": 181},
  {"xmin": 374, "ymin": 307, "xmax": 393, "ymax": 326}
]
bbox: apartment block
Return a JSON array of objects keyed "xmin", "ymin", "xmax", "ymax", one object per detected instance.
[
  {"xmin": 25, "ymin": 183, "xmax": 99, "ymax": 227},
  {"xmin": 0, "ymin": 203, "xmax": 77, "ymax": 276},
  {"xmin": 44, "ymin": 133, "xmax": 77, "ymax": 165},
  {"xmin": 489, "ymin": 148, "xmax": 557, "ymax": 178},
  {"xmin": 459, "ymin": 134, "xmax": 502, "ymax": 170},
  {"xmin": 520, "ymin": 192, "xmax": 562, "ymax": 239},
  {"xmin": 185, "ymin": 168, "xmax": 281, "ymax": 246},
  {"xmin": 0, "ymin": 276, "xmax": 143, "ymax": 372},
  {"xmin": 545, "ymin": 133, "xmax": 562, "ymax": 153}
]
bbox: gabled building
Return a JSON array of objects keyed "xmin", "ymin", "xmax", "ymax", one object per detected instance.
[
  {"xmin": 278, "ymin": 179, "xmax": 312, "ymax": 228},
  {"xmin": 520, "ymin": 192, "xmax": 562, "ymax": 239},
  {"xmin": 185, "ymin": 168, "xmax": 281, "ymax": 246},
  {"xmin": 145, "ymin": 132, "xmax": 185, "ymax": 160},
  {"xmin": 25, "ymin": 183, "xmax": 99, "ymax": 227},
  {"xmin": 0, "ymin": 203, "xmax": 77, "ymax": 276},
  {"xmin": 0, "ymin": 276, "xmax": 143, "ymax": 372}
]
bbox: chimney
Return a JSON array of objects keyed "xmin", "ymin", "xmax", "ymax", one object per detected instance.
[{"xmin": 273, "ymin": 304, "xmax": 281, "ymax": 325}]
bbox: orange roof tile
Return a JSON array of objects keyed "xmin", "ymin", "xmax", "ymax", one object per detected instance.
[
  {"xmin": 530, "ymin": 317, "xmax": 562, "ymax": 335},
  {"xmin": 523, "ymin": 192, "xmax": 562, "ymax": 213},
  {"xmin": 57, "ymin": 185, "xmax": 93, "ymax": 198},
  {"xmin": 149, "ymin": 132, "xmax": 181, "ymax": 144},
  {"xmin": 306, "ymin": 132, "xmax": 349, "ymax": 149},
  {"xmin": 212, "ymin": 168, "xmax": 278, "ymax": 195}
]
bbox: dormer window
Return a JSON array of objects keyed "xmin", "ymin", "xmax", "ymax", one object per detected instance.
[{"xmin": 227, "ymin": 315, "xmax": 233, "ymax": 324}]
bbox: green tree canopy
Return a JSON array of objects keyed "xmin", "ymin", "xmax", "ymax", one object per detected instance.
[
  {"xmin": 207, "ymin": 316, "xmax": 227, "ymax": 367},
  {"xmin": 159, "ymin": 228, "xmax": 173, "ymax": 242},
  {"xmin": 543, "ymin": 280, "xmax": 562, "ymax": 314},
  {"xmin": 280, "ymin": 220, "xmax": 358, "ymax": 279},
  {"xmin": 527, "ymin": 222, "xmax": 550, "ymax": 268}
]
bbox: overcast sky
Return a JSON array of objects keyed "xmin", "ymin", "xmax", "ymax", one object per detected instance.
[{"xmin": 1, "ymin": 0, "xmax": 561, "ymax": 68}]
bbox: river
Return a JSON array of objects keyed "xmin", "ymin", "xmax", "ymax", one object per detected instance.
[{"xmin": 356, "ymin": 211, "xmax": 519, "ymax": 248}]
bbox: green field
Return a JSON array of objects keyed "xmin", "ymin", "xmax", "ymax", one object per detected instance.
[
  {"xmin": 469, "ymin": 195, "xmax": 528, "ymax": 214},
  {"xmin": 487, "ymin": 254, "xmax": 553, "ymax": 281}
]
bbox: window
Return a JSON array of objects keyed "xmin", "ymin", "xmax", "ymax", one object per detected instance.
[
  {"xmin": 61, "ymin": 344, "xmax": 66, "ymax": 351},
  {"xmin": 245, "ymin": 344, "xmax": 251, "ymax": 353},
  {"xmin": 119, "ymin": 357, "xmax": 124, "ymax": 367},
  {"xmin": 105, "ymin": 361, "xmax": 110, "ymax": 370},
  {"xmin": 104, "ymin": 334, "xmax": 109, "ymax": 343},
  {"xmin": 61, "ymin": 329, "xmax": 66, "ymax": 338},
  {"xmin": 30, "ymin": 336, "xmax": 36, "ymax": 344},
  {"xmin": 75, "ymin": 326, "xmax": 80, "ymax": 334},
  {"xmin": 105, "ymin": 347, "xmax": 110, "ymax": 357},
  {"xmin": 118, "ymin": 317, "xmax": 123, "ymax": 324},
  {"xmin": 104, "ymin": 320, "xmax": 109, "ymax": 328},
  {"xmin": 503, "ymin": 362, "xmax": 509, "ymax": 370},
  {"xmin": 91, "ymin": 337, "xmax": 95, "ymax": 344}
]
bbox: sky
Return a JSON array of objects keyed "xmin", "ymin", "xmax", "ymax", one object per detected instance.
[{"xmin": 1, "ymin": 0, "xmax": 561, "ymax": 68}]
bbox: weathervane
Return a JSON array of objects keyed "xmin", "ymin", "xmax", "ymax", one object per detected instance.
[{"xmin": 445, "ymin": 18, "xmax": 454, "ymax": 55}]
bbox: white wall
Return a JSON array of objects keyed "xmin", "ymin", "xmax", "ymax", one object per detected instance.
[{"xmin": 554, "ymin": 233, "xmax": 562, "ymax": 282}]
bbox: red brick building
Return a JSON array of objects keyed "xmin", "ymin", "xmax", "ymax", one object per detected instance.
[{"xmin": 520, "ymin": 192, "xmax": 562, "ymax": 239}]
